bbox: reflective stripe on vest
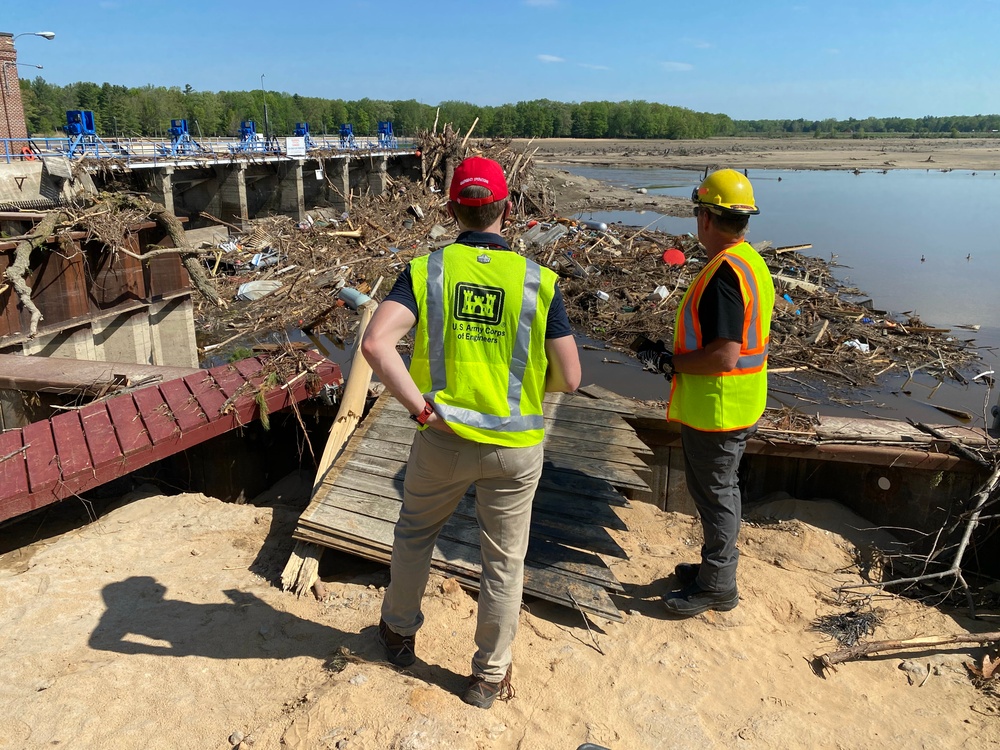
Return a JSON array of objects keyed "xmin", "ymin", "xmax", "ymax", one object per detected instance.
[
  {"xmin": 423, "ymin": 250, "xmax": 544, "ymax": 432},
  {"xmin": 411, "ymin": 246, "xmax": 555, "ymax": 444},
  {"xmin": 668, "ymin": 241, "xmax": 774, "ymax": 431}
]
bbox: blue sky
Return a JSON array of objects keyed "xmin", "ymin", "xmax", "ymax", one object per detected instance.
[{"xmin": 4, "ymin": 0, "xmax": 997, "ymax": 121}]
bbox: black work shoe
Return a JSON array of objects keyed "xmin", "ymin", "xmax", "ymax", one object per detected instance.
[
  {"xmin": 462, "ymin": 665, "xmax": 515, "ymax": 709},
  {"xmin": 377, "ymin": 619, "xmax": 416, "ymax": 667},
  {"xmin": 674, "ymin": 562, "xmax": 700, "ymax": 585},
  {"xmin": 663, "ymin": 582, "xmax": 739, "ymax": 617}
]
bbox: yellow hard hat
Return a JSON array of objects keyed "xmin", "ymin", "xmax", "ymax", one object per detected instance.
[{"xmin": 692, "ymin": 169, "xmax": 759, "ymax": 215}]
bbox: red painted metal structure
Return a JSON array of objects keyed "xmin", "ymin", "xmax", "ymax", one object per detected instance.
[{"xmin": 0, "ymin": 353, "xmax": 341, "ymax": 524}]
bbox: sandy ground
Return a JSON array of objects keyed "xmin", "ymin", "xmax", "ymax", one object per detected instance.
[
  {"xmin": 1, "ymin": 471, "xmax": 998, "ymax": 750},
  {"xmin": 524, "ymin": 136, "xmax": 1000, "ymax": 172},
  {"xmin": 526, "ymin": 136, "xmax": 1000, "ymax": 216}
]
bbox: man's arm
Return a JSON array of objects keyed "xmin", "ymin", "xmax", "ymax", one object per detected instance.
[
  {"xmin": 359, "ymin": 300, "xmax": 450, "ymax": 430},
  {"xmin": 672, "ymin": 337, "xmax": 742, "ymax": 374},
  {"xmin": 544, "ymin": 335, "xmax": 581, "ymax": 392}
]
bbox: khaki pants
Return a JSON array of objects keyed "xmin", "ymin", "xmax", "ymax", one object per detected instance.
[{"xmin": 381, "ymin": 428, "xmax": 543, "ymax": 681}]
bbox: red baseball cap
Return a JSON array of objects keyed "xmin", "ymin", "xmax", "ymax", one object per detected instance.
[{"xmin": 450, "ymin": 157, "xmax": 509, "ymax": 206}]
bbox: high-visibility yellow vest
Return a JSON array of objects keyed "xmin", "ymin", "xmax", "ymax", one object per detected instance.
[
  {"xmin": 668, "ymin": 241, "xmax": 775, "ymax": 431},
  {"xmin": 409, "ymin": 243, "xmax": 557, "ymax": 447}
]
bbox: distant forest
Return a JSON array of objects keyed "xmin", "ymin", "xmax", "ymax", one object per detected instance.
[{"xmin": 18, "ymin": 79, "xmax": 1000, "ymax": 140}]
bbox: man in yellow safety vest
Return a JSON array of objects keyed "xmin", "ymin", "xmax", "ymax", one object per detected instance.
[
  {"xmin": 361, "ymin": 156, "xmax": 581, "ymax": 707},
  {"xmin": 637, "ymin": 168, "xmax": 774, "ymax": 616}
]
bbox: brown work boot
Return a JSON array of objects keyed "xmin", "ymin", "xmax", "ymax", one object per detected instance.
[
  {"xmin": 377, "ymin": 619, "xmax": 416, "ymax": 667},
  {"xmin": 462, "ymin": 665, "xmax": 515, "ymax": 709}
]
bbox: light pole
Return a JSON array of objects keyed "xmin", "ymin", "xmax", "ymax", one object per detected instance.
[
  {"xmin": 4, "ymin": 32, "xmax": 54, "ymax": 140},
  {"xmin": 260, "ymin": 73, "xmax": 269, "ymax": 139},
  {"xmin": 13, "ymin": 31, "xmax": 55, "ymax": 42},
  {"xmin": 2, "ymin": 62, "xmax": 42, "ymax": 91}
]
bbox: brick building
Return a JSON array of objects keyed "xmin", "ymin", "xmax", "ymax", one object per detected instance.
[{"xmin": 0, "ymin": 32, "xmax": 28, "ymax": 141}]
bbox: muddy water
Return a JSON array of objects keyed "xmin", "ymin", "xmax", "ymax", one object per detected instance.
[{"xmin": 567, "ymin": 166, "xmax": 1000, "ymax": 429}]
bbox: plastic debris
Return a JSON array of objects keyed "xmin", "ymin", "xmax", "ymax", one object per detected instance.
[
  {"xmin": 236, "ymin": 280, "xmax": 283, "ymax": 301},
  {"xmin": 662, "ymin": 247, "xmax": 686, "ymax": 265}
]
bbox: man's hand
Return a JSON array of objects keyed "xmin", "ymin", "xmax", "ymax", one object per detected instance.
[{"xmin": 636, "ymin": 339, "xmax": 675, "ymax": 379}]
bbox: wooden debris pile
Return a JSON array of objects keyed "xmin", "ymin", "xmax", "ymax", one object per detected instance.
[
  {"xmin": 524, "ymin": 228, "xmax": 980, "ymax": 390},
  {"xmin": 26, "ymin": 134, "xmax": 975, "ymax": 395}
]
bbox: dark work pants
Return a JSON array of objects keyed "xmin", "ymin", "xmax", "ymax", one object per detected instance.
[{"xmin": 680, "ymin": 424, "xmax": 754, "ymax": 593}]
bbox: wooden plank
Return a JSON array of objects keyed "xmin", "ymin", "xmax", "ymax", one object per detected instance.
[
  {"xmin": 379, "ymin": 394, "xmax": 649, "ymax": 453},
  {"xmin": 344, "ymin": 431, "xmax": 647, "ymax": 490},
  {"xmin": 78, "ymin": 402, "xmax": 123, "ymax": 469},
  {"xmin": 311, "ymin": 484, "xmax": 626, "ymax": 559},
  {"xmin": 0, "ymin": 429, "xmax": 28, "ymax": 498},
  {"xmin": 331, "ymin": 466, "xmax": 627, "ymax": 530},
  {"xmin": 184, "ymin": 372, "xmax": 225, "ymax": 420},
  {"xmin": 542, "ymin": 402, "xmax": 637, "ymax": 431},
  {"xmin": 159, "ymin": 378, "xmax": 208, "ymax": 432},
  {"xmin": 815, "ymin": 415, "xmax": 929, "ymax": 443},
  {"xmin": 0, "ymin": 355, "xmax": 342, "ymax": 526},
  {"xmin": 294, "ymin": 526, "xmax": 619, "ymax": 618},
  {"xmin": 209, "ymin": 363, "xmax": 248, "ymax": 401},
  {"xmin": 105, "ymin": 394, "xmax": 151, "ymax": 455},
  {"xmin": 546, "ymin": 390, "xmax": 638, "ymax": 415},
  {"xmin": 294, "ymin": 504, "xmax": 622, "ymax": 621},
  {"xmin": 233, "ymin": 356, "xmax": 266, "ymax": 390},
  {"xmin": 131, "ymin": 386, "xmax": 179, "ymax": 444},
  {"xmin": 21, "ymin": 420, "xmax": 60, "ymax": 492},
  {"xmin": 542, "ymin": 451, "xmax": 647, "ymax": 490},
  {"xmin": 0, "ymin": 251, "xmax": 22, "ymax": 338},
  {"xmin": 337, "ymin": 448, "xmax": 630, "ymax": 507},
  {"xmin": 378, "ymin": 406, "xmax": 651, "ymax": 457},
  {"xmin": 0, "ymin": 354, "xmax": 200, "ymax": 395},
  {"xmin": 50, "ymin": 410, "xmax": 93, "ymax": 477}
]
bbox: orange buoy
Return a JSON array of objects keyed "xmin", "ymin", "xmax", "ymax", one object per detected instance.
[{"xmin": 21, "ymin": 147, "xmax": 36, "ymax": 161}]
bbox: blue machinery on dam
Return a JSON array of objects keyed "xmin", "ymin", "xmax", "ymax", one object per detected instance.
[{"xmin": 2, "ymin": 110, "xmax": 409, "ymax": 165}]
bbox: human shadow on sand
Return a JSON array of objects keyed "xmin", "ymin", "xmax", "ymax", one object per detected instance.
[
  {"xmin": 89, "ymin": 575, "xmax": 355, "ymax": 661},
  {"xmin": 88, "ymin": 575, "xmax": 468, "ymax": 695}
]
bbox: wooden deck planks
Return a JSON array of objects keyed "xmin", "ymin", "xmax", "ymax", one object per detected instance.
[
  {"xmin": 78, "ymin": 402, "xmax": 123, "ymax": 470},
  {"xmin": 105, "ymin": 394, "xmax": 152, "ymax": 456},
  {"xmin": 295, "ymin": 502, "xmax": 623, "ymax": 621},
  {"xmin": 159, "ymin": 379, "xmax": 208, "ymax": 432},
  {"xmin": 0, "ymin": 429, "xmax": 28, "ymax": 501},
  {"xmin": 50, "ymin": 411, "xmax": 93, "ymax": 477},
  {"xmin": 299, "ymin": 391, "xmax": 649, "ymax": 621},
  {"xmin": 0, "ymin": 353, "xmax": 342, "ymax": 524},
  {"xmin": 131, "ymin": 386, "xmax": 179, "ymax": 445},
  {"xmin": 22, "ymin": 420, "xmax": 60, "ymax": 493}
]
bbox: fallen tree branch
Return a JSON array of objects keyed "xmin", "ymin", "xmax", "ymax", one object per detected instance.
[
  {"xmin": 3, "ymin": 211, "xmax": 63, "ymax": 337},
  {"xmin": 146, "ymin": 202, "xmax": 228, "ymax": 309},
  {"xmin": 816, "ymin": 630, "xmax": 1000, "ymax": 670},
  {"xmin": 836, "ymin": 460, "xmax": 1000, "ymax": 616}
]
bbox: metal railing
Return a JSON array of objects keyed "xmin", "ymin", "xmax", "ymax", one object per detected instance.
[{"xmin": 1, "ymin": 135, "xmax": 415, "ymax": 166}]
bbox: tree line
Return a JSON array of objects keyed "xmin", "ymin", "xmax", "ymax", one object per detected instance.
[{"xmin": 17, "ymin": 78, "xmax": 1000, "ymax": 141}]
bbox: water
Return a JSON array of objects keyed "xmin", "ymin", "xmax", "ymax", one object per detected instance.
[{"xmin": 564, "ymin": 166, "xmax": 1000, "ymax": 428}]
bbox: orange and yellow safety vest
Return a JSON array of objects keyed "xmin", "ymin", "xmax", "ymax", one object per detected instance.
[{"xmin": 668, "ymin": 241, "xmax": 775, "ymax": 431}]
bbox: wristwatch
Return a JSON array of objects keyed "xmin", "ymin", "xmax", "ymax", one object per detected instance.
[{"xmin": 410, "ymin": 401, "xmax": 435, "ymax": 425}]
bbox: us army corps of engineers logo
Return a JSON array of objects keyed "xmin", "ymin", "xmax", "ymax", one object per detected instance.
[
  {"xmin": 454, "ymin": 282, "xmax": 505, "ymax": 326},
  {"xmin": 452, "ymin": 283, "xmax": 507, "ymax": 344}
]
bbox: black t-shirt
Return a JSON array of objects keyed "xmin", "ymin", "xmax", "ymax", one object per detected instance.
[
  {"xmin": 697, "ymin": 260, "xmax": 745, "ymax": 344},
  {"xmin": 383, "ymin": 231, "xmax": 573, "ymax": 339}
]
